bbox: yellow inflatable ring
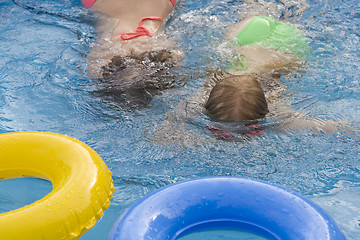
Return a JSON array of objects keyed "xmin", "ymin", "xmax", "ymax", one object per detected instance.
[{"xmin": 0, "ymin": 132, "xmax": 115, "ymax": 240}]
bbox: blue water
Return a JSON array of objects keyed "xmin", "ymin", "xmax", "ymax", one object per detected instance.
[
  {"xmin": 0, "ymin": 0, "xmax": 360, "ymax": 239},
  {"xmin": 178, "ymin": 229, "xmax": 268, "ymax": 240}
]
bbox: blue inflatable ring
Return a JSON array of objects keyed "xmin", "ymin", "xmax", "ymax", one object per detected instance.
[{"xmin": 108, "ymin": 177, "xmax": 345, "ymax": 240}]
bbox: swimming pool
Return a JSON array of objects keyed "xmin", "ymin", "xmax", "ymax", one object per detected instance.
[{"xmin": 0, "ymin": 0, "xmax": 359, "ymax": 239}]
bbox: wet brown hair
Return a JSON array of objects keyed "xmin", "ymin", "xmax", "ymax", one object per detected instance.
[{"xmin": 205, "ymin": 75, "xmax": 269, "ymax": 121}]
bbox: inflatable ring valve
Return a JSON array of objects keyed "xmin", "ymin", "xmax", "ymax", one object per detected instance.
[{"xmin": 0, "ymin": 132, "xmax": 115, "ymax": 240}]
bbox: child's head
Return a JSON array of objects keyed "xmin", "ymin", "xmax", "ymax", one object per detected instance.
[{"xmin": 205, "ymin": 75, "xmax": 269, "ymax": 121}]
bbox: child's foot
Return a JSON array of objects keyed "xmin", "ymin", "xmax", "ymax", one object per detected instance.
[{"xmin": 101, "ymin": 49, "xmax": 182, "ymax": 77}]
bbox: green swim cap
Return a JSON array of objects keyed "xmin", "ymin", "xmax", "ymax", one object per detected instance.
[{"xmin": 234, "ymin": 16, "xmax": 309, "ymax": 58}]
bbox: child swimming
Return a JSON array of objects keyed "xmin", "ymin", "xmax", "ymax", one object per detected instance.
[
  {"xmin": 206, "ymin": 15, "xmax": 309, "ymax": 122},
  {"xmin": 83, "ymin": 0, "xmax": 182, "ymax": 77},
  {"xmin": 203, "ymin": 16, "xmax": 347, "ymax": 139},
  {"xmin": 150, "ymin": 15, "xmax": 350, "ymax": 144},
  {"xmin": 204, "ymin": 71, "xmax": 342, "ymax": 139},
  {"xmin": 82, "ymin": 0, "xmax": 183, "ymax": 108}
]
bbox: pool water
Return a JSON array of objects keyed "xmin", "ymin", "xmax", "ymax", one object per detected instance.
[
  {"xmin": 0, "ymin": 178, "xmax": 52, "ymax": 214},
  {"xmin": 178, "ymin": 229, "xmax": 268, "ymax": 240},
  {"xmin": 1, "ymin": 0, "xmax": 359, "ymax": 239}
]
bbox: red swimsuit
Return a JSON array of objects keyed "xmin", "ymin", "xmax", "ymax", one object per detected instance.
[
  {"xmin": 206, "ymin": 123, "xmax": 265, "ymax": 141},
  {"xmin": 82, "ymin": 0, "xmax": 175, "ymax": 40}
]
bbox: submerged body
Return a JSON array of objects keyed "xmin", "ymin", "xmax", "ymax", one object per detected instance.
[
  {"xmin": 204, "ymin": 16, "xmax": 345, "ymax": 135},
  {"xmin": 151, "ymin": 15, "xmax": 348, "ymax": 144},
  {"xmin": 83, "ymin": 0, "xmax": 183, "ymax": 108},
  {"xmin": 84, "ymin": 0, "xmax": 181, "ymax": 78}
]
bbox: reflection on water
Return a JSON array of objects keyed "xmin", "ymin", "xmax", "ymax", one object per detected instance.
[{"xmin": 0, "ymin": 0, "xmax": 359, "ymax": 239}]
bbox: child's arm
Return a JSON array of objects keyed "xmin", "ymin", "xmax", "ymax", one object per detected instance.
[{"xmin": 274, "ymin": 111, "xmax": 359, "ymax": 137}]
